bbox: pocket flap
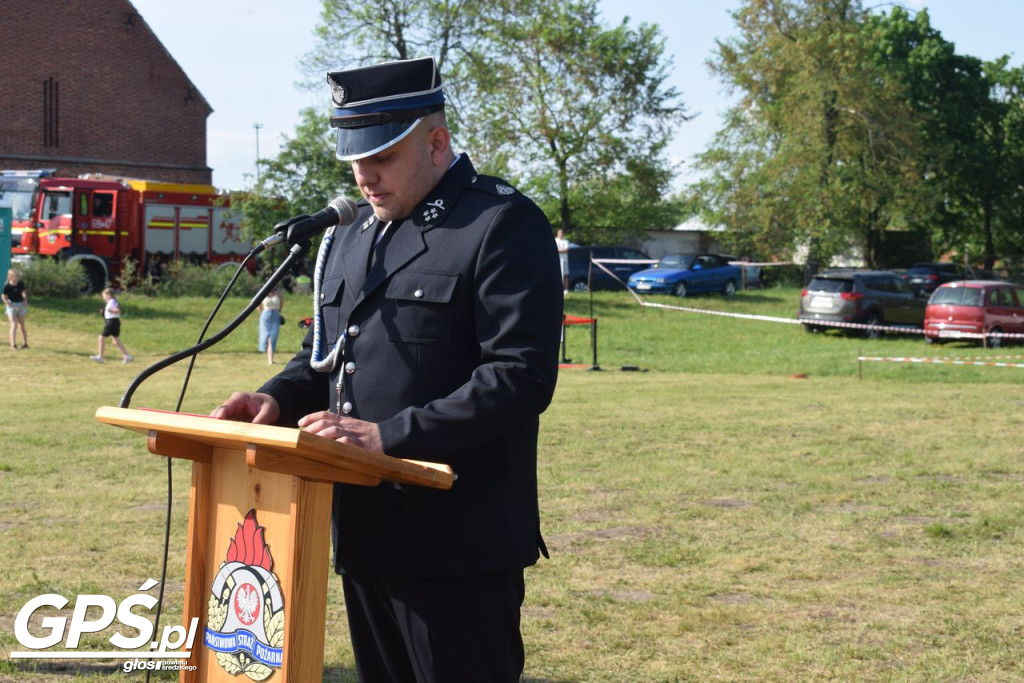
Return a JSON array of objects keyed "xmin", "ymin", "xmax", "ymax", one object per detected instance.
[{"xmin": 385, "ymin": 270, "xmax": 458, "ymax": 304}]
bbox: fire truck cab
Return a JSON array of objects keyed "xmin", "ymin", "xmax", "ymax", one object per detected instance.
[{"xmin": 1, "ymin": 170, "xmax": 249, "ymax": 292}]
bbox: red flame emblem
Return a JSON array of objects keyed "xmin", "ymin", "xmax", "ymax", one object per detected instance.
[{"xmin": 226, "ymin": 510, "xmax": 274, "ymax": 571}]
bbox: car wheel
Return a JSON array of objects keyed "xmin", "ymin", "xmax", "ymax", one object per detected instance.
[
  {"xmin": 571, "ymin": 279, "xmax": 589, "ymax": 293},
  {"xmin": 672, "ymin": 281, "xmax": 687, "ymax": 297},
  {"xmin": 723, "ymin": 280, "xmax": 736, "ymax": 297},
  {"xmin": 987, "ymin": 326, "xmax": 1003, "ymax": 349},
  {"xmin": 803, "ymin": 324, "xmax": 823, "ymax": 334},
  {"xmin": 864, "ymin": 313, "xmax": 884, "ymax": 340}
]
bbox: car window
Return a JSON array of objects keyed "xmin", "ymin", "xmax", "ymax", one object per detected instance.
[
  {"xmin": 891, "ymin": 278, "xmax": 915, "ymax": 295},
  {"xmin": 807, "ymin": 278, "xmax": 851, "ymax": 293},
  {"xmin": 991, "ymin": 287, "xmax": 1016, "ymax": 306},
  {"xmin": 864, "ymin": 277, "xmax": 893, "ymax": 293},
  {"xmin": 567, "ymin": 249, "xmax": 588, "ymax": 266},
  {"xmin": 659, "ymin": 254, "xmax": 693, "ymax": 269},
  {"xmin": 931, "ymin": 286, "xmax": 978, "ymax": 306},
  {"xmin": 620, "ymin": 249, "xmax": 649, "ymax": 260}
]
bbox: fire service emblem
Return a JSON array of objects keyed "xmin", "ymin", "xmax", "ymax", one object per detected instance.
[{"xmin": 204, "ymin": 510, "xmax": 285, "ymax": 680}]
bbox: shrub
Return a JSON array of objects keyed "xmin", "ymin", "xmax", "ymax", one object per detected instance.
[
  {"xmin": 16, "ymin": 259, "xmax": 87, "ymax": 297},
  {"xmin": 153, "ymin": 261, "xmax": 261, "ymax": 298}
]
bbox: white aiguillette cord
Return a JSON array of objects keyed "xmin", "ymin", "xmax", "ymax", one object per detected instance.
[
  {"xmin": 310, "ymin": 224, "xmax": 345, "ymax": 374},
  {"xmin": 311, "ymin": 219, "xmax": 394, "ymax": 414}
]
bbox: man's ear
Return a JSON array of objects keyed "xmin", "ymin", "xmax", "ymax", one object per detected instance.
[{"xmin": 427, "ymin": 125, "xmax": 451, "ymax": 165}]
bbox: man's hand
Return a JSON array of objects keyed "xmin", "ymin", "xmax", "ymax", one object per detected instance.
[
  {"xmin": 298, "ymin": 411, "xmax": 383, "ymax": 453},
  {"xmin": 211, "ymin": 392, "xmax": 281, "ymax": 425}
]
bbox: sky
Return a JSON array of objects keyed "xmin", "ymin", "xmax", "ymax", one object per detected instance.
[{"xmin": 129, "ymin": 0, "xmax": 1022, "ymax": 194}]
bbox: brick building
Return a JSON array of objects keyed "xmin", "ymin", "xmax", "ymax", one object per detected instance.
[{"xmin": 0, "ymin": 0, "xmax": 213, "ymax": 184}]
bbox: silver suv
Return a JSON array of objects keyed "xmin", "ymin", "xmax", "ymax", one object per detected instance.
[{"xmin": 799, "ymin": 271, "xmax": 928, "ymax": 338}]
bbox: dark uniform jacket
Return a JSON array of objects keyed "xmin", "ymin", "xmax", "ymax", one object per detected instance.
[{"xmin": 260, "ymin": 155, "xmax": 563, "ymax": 578}]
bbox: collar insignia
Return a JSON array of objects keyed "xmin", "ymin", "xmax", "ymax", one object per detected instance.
[{"xmin": 422, "ymin": 198, "xmax": 446, "ymax": 222}]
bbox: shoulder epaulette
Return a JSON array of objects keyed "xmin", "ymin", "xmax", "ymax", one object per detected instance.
[{"xmin": 468, "ymin": 174, "xmax": 519, "ymax": 199}]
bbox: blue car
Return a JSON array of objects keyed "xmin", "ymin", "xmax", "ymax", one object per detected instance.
[{"xmin": 627, "ymin": 253, "xmax": 742, "ymax": 297}]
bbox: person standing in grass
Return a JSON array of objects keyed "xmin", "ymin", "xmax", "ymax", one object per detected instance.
[
  {"xmin": 91, "ymin": 288, "xmax": 133, "ymax": 364},
  {"xmin": 258, "ymin": 287, "xmax": 283, "ymax": 365},
  {"xmin": 3, "ymin": 269, "xmax": 28, "ymax": 349}
]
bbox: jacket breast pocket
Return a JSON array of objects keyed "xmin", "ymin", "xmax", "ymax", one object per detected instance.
[{"xmin": 383, "ymin": 270, "xmax": 458, "ymax": 344}]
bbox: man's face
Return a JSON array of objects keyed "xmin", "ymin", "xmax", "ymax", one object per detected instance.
[{"xmin": 350, "ymin": 120, "xmax": 444, "ymax": 222}]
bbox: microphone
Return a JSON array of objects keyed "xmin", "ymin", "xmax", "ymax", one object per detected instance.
[
  {"xmin": 287, "ymin": 196, "xmax": 360, "ymax": 245},
  {"xmin": 257, "ymin": 196, "xmax": 360, "ymax": 249}
]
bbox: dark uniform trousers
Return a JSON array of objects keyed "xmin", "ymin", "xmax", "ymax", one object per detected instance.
[{"xmin": 343, "ymin": 570, "xmax": 525, "ymax": 683}]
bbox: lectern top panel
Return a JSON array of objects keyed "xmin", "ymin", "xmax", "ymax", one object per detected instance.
[{"xmin": 95, "ymin": 406, "xmax": 454, "ymax": 490}]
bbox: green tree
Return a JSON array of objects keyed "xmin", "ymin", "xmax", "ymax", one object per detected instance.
[
  {"xmin": 460, "ymin": 0, "xmax": 687, "ymax": 243},
  {"xmin": 287, "ymin": 0, "xmax": 685, "ymax": 245},
  {"xmin": 869, "ymin": 8, "xmax": 1024, "ymax": 271},
  {"xmin": 230, "ymin": 108, "xmax": 357, "ymax": 268},
  {"xmin": 698, "ymin": 0, "xmax": 932, "ymax": 268}
]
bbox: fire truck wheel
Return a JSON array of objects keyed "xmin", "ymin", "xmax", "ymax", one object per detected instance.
[{"xmin": 82, "ymin": 262, "xmax": 106, "ymax": 294}]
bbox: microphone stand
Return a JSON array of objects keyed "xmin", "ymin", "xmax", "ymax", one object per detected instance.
[{"xmin": 118, "ymin": 239, "xmax": 311, "ymax": 409}]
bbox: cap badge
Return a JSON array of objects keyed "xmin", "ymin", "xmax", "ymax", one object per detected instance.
[
  {"xmin": 327, "ymin": 75, "xmax": 347, "ymax": 106},
  {"xmin": 496, "ymin": 184, "xmax": 515, "ymax": 196},
  {"xmin": 423, "ymin": 199, "xmax": 446, "ymax": 222}
]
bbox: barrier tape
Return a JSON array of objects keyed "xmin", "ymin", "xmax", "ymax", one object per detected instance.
[
  {"xmin": 858, "ymin": 355, "xmax": 1024, "ymax": 369},
  {"xmin": 924, "ymin": 354, "xmax": 1024, "ymax": 361},
  {"xmin": 588, "ymin": 257, "xmax": 1024, "ymax": 339}
]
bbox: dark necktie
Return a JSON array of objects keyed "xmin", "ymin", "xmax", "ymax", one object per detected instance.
[{"xmin": 367, "ymin": 221, "xmax": 396, "ymax": 273}]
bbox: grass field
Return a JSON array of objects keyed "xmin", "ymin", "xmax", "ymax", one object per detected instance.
[{"xmin": 2, "ymin": 286, "xmax": 1023, "ymax": 681}]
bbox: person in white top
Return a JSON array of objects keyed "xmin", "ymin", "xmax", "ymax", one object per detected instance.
[
  {"xmin": 554, "ymin": 229, "xmax": 570, "ymax": 293},
  {"xmin": 90, "ymin": 288, "xmax": 133, "ymax": 364}
]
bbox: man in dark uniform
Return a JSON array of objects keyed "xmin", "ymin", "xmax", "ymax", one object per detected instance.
[{"xmin": 213, "ymin": 57, "xmax": 563, "ymax": 682}]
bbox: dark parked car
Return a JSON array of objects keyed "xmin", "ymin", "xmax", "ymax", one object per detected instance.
[
  {"xmin": 627, "ymin": 253, "xmax": 742, "ymax": 297},
  {"xmin": 799, "ymin": 270, "xmax": 928, "ymax": 338},
  {"xmin": 567, "ymin": 246, "xmax": 653, "ymax": 292},
  {"xmin": 901, "ymin": 262, "xmax": 965, "ymax": 293},
  {"xmin": 924, "ymin": 280, "xmax": 1024, "ymax": 347}
]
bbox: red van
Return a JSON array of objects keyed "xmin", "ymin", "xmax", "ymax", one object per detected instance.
[{"xmin": 924, "ymin": 280, "xmax": 1024, "ymax": 347}]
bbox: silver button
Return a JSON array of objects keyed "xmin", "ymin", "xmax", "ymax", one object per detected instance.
[
  {"xmin": 414, "ymin": 289, "xmax": 424, "ymax": 298},
  {"xmin": 320, "ymin": 291, "xmax": 325, "ymax": 300},
  {"xmin": 347, "ymin": 324, "xmax": 361, "ymax": 337},
  {"xmin": 344, "ymin": 362, "xmax": 356, "ymax": 374},
  {"xmin": 341, "ymin": 402, "xmax": 353, "ymax": 414}
]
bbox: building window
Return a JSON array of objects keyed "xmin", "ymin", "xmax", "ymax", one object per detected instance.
[{"xmin": 43, "ymin": 77, "xmax": 59, "ymax": 148}]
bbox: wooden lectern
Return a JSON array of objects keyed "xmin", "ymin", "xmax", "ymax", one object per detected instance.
[{"xmin": 95, "ymin": 406, "xmax": 454, "ymax": 682}]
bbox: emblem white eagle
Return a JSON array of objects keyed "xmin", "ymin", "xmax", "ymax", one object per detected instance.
[{"xmin": 234, "ymin": 584, "xmax": 260, "ymax": 625}]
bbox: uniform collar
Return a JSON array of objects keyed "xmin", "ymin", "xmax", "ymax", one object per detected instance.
[{"xmin": 406, "ymin": 154, "xmax": 476, "ymax": 231}]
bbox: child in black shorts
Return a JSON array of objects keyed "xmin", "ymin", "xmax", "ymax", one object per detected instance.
[{"xmin": 90, "ymin": 288, "xmax": 133, "ymax": 364}]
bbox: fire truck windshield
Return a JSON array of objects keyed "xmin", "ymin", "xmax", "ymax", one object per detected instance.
[{"xmin": 0, "ymin": 179, "xmax": 39, "ymax": 221}]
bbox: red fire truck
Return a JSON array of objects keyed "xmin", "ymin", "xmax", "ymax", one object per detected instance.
[{"xmin": 0, "ymin": 169, "xmax": 250, "ymax": 291}]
